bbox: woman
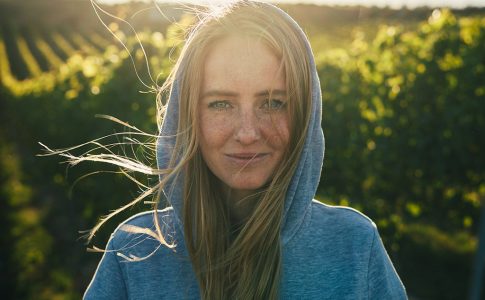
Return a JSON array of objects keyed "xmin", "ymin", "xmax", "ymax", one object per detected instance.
[{"xmin": 84, "ymin": 1, "xmax": 407, "ymax": 299}]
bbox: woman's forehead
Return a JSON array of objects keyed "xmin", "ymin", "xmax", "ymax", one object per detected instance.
[{"xmin": 201, "ymin": 36, "xmax": 285, "ymax": 94}]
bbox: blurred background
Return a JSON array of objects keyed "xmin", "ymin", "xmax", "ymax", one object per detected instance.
[{"xmin": 0, "ymin": 0, "xmax": 484, "ymax": 299}]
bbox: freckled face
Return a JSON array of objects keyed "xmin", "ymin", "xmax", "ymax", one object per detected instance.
[{"xmin": 198, "ymin": 36, "xmax": 290, "ymax": 197}]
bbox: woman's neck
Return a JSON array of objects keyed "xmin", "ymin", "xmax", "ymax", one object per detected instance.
[{"xmin": 224, "ymin": 187, "xmax": 259, "ymax": 225}]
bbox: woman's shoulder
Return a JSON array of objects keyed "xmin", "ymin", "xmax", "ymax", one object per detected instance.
[
  {"xmin": 115, "ymin": 207, "xmax": 175, "ymax": 229},
  {"xmin": 308, "ymin": 200, "xmax": 377, "ymax": 241},
  {"xmin": 107, "ymin": 207, "xmax": 179, "ymax": 255}
]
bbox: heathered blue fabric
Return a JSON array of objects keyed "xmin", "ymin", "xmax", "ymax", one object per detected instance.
[{"xmin": 84, "ymin": 3, "xmax": 407, "ymax": 299}]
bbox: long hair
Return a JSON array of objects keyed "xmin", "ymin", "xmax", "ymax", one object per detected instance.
[{"xmin": 160, "ymin": 2, "xmax": 313, "ymax": 298}]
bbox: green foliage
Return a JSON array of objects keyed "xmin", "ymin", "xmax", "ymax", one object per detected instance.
[
  {"xmin": 320, "ymin": 8, "xmax": 484, "ymax": 222},
  {"xmin": 0, "ymin": 6, "xmax": 484, "ymax": 299},
  {"xmin": 399, "ymin": 223, "xmax": 475, "ymax": 299}
]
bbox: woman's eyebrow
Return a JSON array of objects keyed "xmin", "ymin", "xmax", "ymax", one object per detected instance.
[
  {"xmin": 201, "ymin": 90, "xmax": 238, "ymax": 98},
  {"xmin": 255, "ymin": 89, "xmax": 287, "ymax": 97},
  {"xmin": 201, "ymin": 89, "xmax": 287, "ymax": 98}
]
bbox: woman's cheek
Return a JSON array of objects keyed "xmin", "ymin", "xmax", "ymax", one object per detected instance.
[
  {"xmin": 280, "ymin": 118, "xmax": 290, "ymax": 144},
  {"xmin": 265, "ymin": 117, "xmax": 290, "ymax": 148},
  {"xmin": 201, "ymin": 113, "xmax": 233, "ymax": 145}
]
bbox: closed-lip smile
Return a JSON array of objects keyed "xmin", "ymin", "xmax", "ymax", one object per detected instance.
[{"xmin": 225, "ymin": 153, "xmax": 269, "ymax": 164}]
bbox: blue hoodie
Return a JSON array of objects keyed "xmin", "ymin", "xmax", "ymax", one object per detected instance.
[{"xmin": 84, "ymin": 3, "xmax": 407, "ymax": 299}]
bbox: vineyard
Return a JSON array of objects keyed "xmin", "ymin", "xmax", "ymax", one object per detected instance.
[
  {"xmin": 4, "ymin": 19, "xmax": 168, "ymax": 97},
  {"xmin": 1, "ymin": 2, "xmax": 485, "ymax": 299}
]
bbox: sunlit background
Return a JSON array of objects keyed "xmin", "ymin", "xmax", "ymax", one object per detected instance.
[
  {"xmin": 99, "ymin": 0, "xmax": 485, "ymax": 9},
  {"xmin": 0, "ymin": 0, "xmax": 484, "ymax": 299}
]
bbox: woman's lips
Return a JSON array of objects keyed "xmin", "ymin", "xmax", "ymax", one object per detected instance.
[{"xmin": 225, "ymin": 153, "xmax": 269, "ymax": 165}]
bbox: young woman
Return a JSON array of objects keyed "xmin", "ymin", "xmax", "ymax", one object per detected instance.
[{"xmin": 84, "ymin": 1, "xmax": 407, "ymax": 299}]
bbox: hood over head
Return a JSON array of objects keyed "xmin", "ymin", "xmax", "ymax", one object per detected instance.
[{"xmin": 156, "ymin": 1, "xmax": 324, "ymax": 245}]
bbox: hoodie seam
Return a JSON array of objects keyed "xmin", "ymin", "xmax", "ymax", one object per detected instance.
[
  {"xmin": 282, "ymin": 201, "xmax": 313, "ymax": 246},
  {"xmin": 366, "ymin": 225, "xmax": 377, "ymax": 300},
  {"xmin": 111, "ymin": 235, "xmax": 130, "ymax": 299}
]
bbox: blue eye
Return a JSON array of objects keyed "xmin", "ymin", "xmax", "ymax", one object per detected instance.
[
  {"xmin": 262, "ymin": 99, "xmax": 285, "ymax": 111},
  {"xmin": 208, "ymin": 101, "xmax": 231, "ymax": 110}
]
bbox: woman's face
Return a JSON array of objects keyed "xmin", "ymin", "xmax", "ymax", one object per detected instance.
[{"xmin": 198, "ymin": 36, "xmax": 290, "ymax": 199}]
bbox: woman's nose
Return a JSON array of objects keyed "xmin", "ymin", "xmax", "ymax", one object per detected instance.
[{"xmin": 234, "ymin": 109, "xmax": 261, "ymax": 145}]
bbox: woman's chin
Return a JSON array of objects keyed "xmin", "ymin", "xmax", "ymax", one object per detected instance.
[{"xmin": 226, "ymin": 178, "xmax": 271, "ymax": 195}]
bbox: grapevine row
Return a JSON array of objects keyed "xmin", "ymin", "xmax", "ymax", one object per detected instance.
[{"xmin": 0, "ymin": 25, "xmax": 118, "ymax": 96}]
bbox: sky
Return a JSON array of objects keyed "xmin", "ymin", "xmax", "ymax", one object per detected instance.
[{"xmin": 97, "ymin": 0, "xmax": 485, "ymax": 9}]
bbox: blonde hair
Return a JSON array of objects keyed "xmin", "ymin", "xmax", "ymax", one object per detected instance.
[
  {"xmin": 159, "ymin": 2, "xmax": 313, "ymax": 298},
  {"xmin": 43, "ymin": 1, "xmax": 313, "ymax": 299}
]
